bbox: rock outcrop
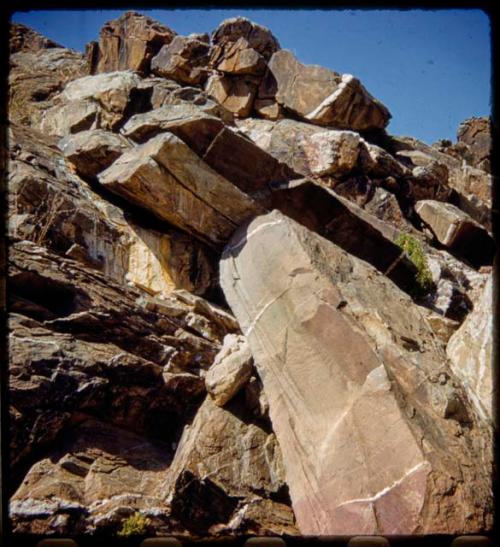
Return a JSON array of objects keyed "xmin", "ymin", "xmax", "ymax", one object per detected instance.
[
  {"xmin": 87, "ymin": 11, "xmax": 177, "ymax": 74},
  {"xmin": 7, "ymin": 12, "xmax": 494, "ymax": 540},
  {"xmin": 220, "ymin": 210, "xmax": 492, "ymax": 535}
]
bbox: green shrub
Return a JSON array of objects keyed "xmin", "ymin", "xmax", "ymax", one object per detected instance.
[
  {"xmin": 395, "ymin": 233, "xmax": 433, "ymax": 293},
  {"xmin": 117, "ymin": 512, "xmax": 150, "ymax": 538}
]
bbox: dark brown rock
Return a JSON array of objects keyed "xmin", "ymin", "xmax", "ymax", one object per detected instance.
[
  {"xmin": 457, "ymin": 117, "xmax": 491, "ymax": 172},
  {"xmin": 89, "ymin": 11, "xmax": 177, "ymax": 75},
  {"xmin": 260, "ymin": 50, "xmax": 390, "ymax": 130},
  {"xmin": 10, "ymin": 22, "xmax": 62, "ymax": 53},
  {"xmin": 8, "ymin": 239, "xmax": 237, "ymax": 476},
  {"xmin": 151, "ymin": 35, "xmax": 211, "ymax": 85}
]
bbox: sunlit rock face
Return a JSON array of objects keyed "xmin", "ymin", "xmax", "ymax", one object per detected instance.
[{"xmin": 8, "ymin": 12, "xmax": 494, "ymax": 539}]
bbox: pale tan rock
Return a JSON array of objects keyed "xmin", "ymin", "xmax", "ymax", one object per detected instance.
[
  {"xmin": 447, "ymin": 276, "xmax": 493, "ymax": 422},
  {"xmin": 301, "ymin": 130, "xmax": 360, "ymax": 176},
  {"xmin": 98, "ymin": 132, "xmax": 265, "ymax": 247},
  {"xmin": 220, "ymin": 210, "xmax": 492, "ymax": 535},
  {"xmin": 205, "ymin": 73, "xmax": 258, "ymax": 117},
  {"xmin": 205, "ymin": 334, "xmax": 254, "ymax": 406},
  {"xmin": 40, "ymin": 99, "xmax": 101, "ymax": 137},
  {"xmin": 415, "ymin": 199, "xmax": 494, "ymax": 267},
  {"xmin": 161, "ymin": 396, "xmax": 297, "ymax": 535}
]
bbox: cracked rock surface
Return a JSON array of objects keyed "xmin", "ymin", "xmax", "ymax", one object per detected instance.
[{"xmin": 7, "ymin": 13, "xmax": 494, "ymax": 539}]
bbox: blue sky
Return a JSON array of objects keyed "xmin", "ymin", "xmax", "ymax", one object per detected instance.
[{"xmin": 11, "ymin": 9, "xmax": 491, "ymax": 144}]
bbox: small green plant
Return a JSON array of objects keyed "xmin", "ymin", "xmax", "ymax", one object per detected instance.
[
  {"xmin": 117, "ymin": 512, "xmax": 150, "ymax": 538},
  {"xmin": 395, "ymin": 233, "xmax": 433, "ymax": 294}
]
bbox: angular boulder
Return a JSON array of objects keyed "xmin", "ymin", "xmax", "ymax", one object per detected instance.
[
  {"xmin": 98, "ymin": 132, "xmax": 265, "ymax": 247},
  {"xmin": 10, "ymin": 22, "xmax": 62, "ymax": 53},
  {"xmin": 151, "ymin": 34, "xmax": 211, "ymax": 85},
  {"xmin": 88, "ymin": 11, "xmax": 176, "ymax": 74},
  {"xmin": 415, "ymin": 200, "xmax": 494, "ymax": 267},
  {"xmin": 447, "ymin": 276, "xmax": 493, "ymax": 422},
  {"xmin": 210, "ymin": 17, "xmax": 280, "ymax": 66},
  {"xmin": 220, "ymin": 210, "xmax": 492, "ymax": 535},
  {"xmin": 205, "ymin": 334, "xmax": 254, "ymax": 406},
  {"xmin": 260, "ymin": 50, "xmax": 390, "ymax": 130},
  {"xmin": 59, "ymin": 129, "xmax": 131, "ymax": 178},
  {"xmin": 205, "ymin": 73, "xmax": 258, "ymax": 117},
  {"xmin": 301, "ymin": 129, "xmax": 361, "ymax": 176}
]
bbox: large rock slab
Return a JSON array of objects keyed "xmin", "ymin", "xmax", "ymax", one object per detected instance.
[
  {"xmin": 9, "ymin": 123, "xmax": 214, "ymax": 297},
  {"xmin": 220, "ymin": 210, "xmax": 492, "ymax": 535},
  {"xmin": 415, "ymin": 199, "xmax": 494, "ymax": 267},
  {"xmin": 161, "ymin": 395, "xmax": 297, "ymax": 536},
  {"xmin": 260, "ymin": 50, "xmax": 390, "ymax": 130},
  {"xmin": 206, "ymin": 73, "xmax": 259, "ymax": 117},
  {"xmin": 447, "ymin": 276, "xmax": 493, "ymax": 422},
  {"xmin": 88, "ymin": 11, "xmax": 176, "ymax": 74},
  {"xmin": 98, "ymin": 132, "xmax": 266, "ymax": 247}
]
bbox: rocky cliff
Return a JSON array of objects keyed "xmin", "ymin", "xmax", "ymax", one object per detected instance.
[{"xmin": 7, "ymin": 13, "xmax": 495, "ymax": 539}]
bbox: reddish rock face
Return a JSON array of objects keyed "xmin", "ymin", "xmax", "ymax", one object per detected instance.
[
  {"xmin": 10, "ymin": 22, "xmax": 62, "ymax": 53},
  {"xmin": 220, "ymin": 210, "xmax": 493, "ymax": 536},
  {"xmin": 88, "ymin": 11, "xmax": 177, "ymax": 74}
]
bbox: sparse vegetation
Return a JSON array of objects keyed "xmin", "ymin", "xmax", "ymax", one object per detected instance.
[
  {"xmin": 395, "ymin": 232, "xmax": 433, "ymax": 293},
  {"xmin": 117, "ymin": 512, "xmax": 150, "ymax": 538}
]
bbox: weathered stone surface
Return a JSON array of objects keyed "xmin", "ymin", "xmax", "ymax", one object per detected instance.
[
  {"xmin": 98, "ymin": 132, "xmax": 266, "ymax": 247},
  {"xmin": 447, "ymin": 276, "xmax": 493, "ymax": 422},
  {"xmin": 11, "ymin": 419, "xmax": 173, "ymax": 535},
  {"xmin": 122, "ymin": 104, "xmax": 230, "ymax": 144},
  {"xmin": 301, "ymin": 130, "xmax": 360, "ymax": 177},
  {"xmin": 151, "ymin": 34, "xmax": 210, "ymax": 85},
  {"xmin": 8, "ymin": 123, "xmax": 215, "ymax": 297},
  {"xmin": 390, "ymin": 135, "xmax": 492, "ymax": 228},
  {"xmin": 206, "ymin": 73, "xmax": 258, "ymax": 117},
  {"xmin": 211, "ymin": 17, "xmax": 280, "ymax": 65},
  {"xmin": 89, "ymin": 11, "xmax": 177, "ymax": 74},
  {"xmin": 261, "ymin": 50, "xmax": 390, "ymax": 130},
  {"xmin": 161, "ymin": 395, "xmax": 297, "ymax": 536},
  {"xmin": 415, "ymin": 200, "xmax": 494, "ymax": 267},
  {"xmin": 123, "ymin": 109, "xmax": 294, "ymax": 198},
  {"xmin": 9, "ymin": 47, "xmax": 87, "ymax": 130},
  {"xmin": 220, "ymin": 210, "xmax": 492, "ymax": 535},
  {"xmin": 9, "ymin": 239, "xmax": 237, "ymax": 474},
  {"xmin": 457, "ymin": 117, "xmax": 491, "ymax": 172},
  {"xmin": 59, "ymin": 129, "xmax": 131, "ymax": 178},
  {"xmin": 40, "ymin": 99, "xmax": 101, "ymax": 137},
  {"xmin": 205, "ymin": 334, "xmax": 254, "ymax": 406},
  {"xmin": 10, "ymin": 22, "xmax": 62, "ymax": 53},
  {"xmin": 216, "ymin": 37, "xmax": 267, "ymax": 75},
  {"xmin": 270, "ymin": 180, "xmax": 419, "ymax": 294}
]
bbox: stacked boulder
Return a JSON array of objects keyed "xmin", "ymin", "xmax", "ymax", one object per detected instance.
[{"xmin": 7, "ymin": 11, "xmax": 494, "ymax": 539}]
